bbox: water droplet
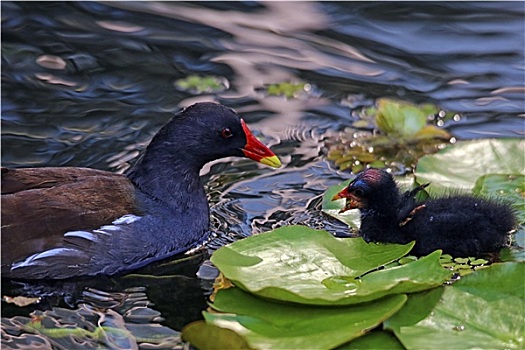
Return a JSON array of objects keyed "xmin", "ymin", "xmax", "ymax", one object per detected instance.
[
  {"xmin": 429, "ymin": 216, "xmax": 434, "ymax": 222},
  {"xmin": 367, "ymin": 147, "xmax": 374, "ymax": 153},
  {"xmin": 438, "ymin": 110, "xmax": 446, "ymax": 118},
  {"xmin": 453, "ymin": 114, "xmax": 461, "ymax": 121},
  {"xmin": 453, "ymin": 325, "xmax": 466, "ymax": 331},
  {"xmin": 437, "ymin": 120, "xmax": 445, "ymax": 127},
  {"xmin": 450, "ymin": 137, "xmax": 457, "ymax": 144}
]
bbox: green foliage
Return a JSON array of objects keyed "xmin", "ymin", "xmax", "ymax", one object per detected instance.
[
  {"xmin": 182, "ymin": 321, "xmax": 253, "ymax": 349},
  {"xmin": 415, "ymin": 138, "xmax": 525, "ymax": 194},
  {"xmin": 473, "ymin": 174, "xmax": 525, "ymax": 223},
  {"xmin": 327, "ymin": 98, "xmax": 451, "ymax": 173},
  {"xmin": 338, "ymin": 330, "xmax": 404, "ymax": 349},
  {"xmin": 184, "ymin": 138, "xmax": 524, "ymax": 349},
  {"xmin": 198, "ymin": 287, "xmax": 407, "ymax": 350},
  {"xmin": 211, "ymin": 226, "xmax": 452, "ymax": 306},
  {"xmin": 263, "ymin": 82, "xmax": 310, "ymax": 98},
  {"xmin": 174, "ymin": 75, "xmax": 228, "ymax": 93},
  {"xmin": 384, "ymin": 263, "xmax": 525, "ymax": 349}
]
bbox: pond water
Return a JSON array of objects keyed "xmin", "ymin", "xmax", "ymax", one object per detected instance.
[{"xmin": 1, "ymin": 1, "xmax": 524, "ymax": 348}]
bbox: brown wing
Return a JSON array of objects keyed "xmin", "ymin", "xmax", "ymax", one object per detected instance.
[{"xmin": 1, "ymin": 167, "xmax": 138, "ymax": 266}]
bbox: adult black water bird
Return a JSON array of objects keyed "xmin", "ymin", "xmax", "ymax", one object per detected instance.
[{"xmin": 2, "ymin": 102, "xmax": 281, "ymax": 279}]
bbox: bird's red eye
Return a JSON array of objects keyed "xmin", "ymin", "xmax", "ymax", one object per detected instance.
[{"xmin": 221, "ymin": 128, "xmax": 233, "ymax": 138}]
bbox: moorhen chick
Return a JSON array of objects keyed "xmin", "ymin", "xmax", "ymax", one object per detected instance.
[
  {"xmin": 332, "ymin": 168, "xmax": 517, "ymax": 257},
  {"xmin": 1, "ymin": 102, "xmax": 281, "ymax": 279}
]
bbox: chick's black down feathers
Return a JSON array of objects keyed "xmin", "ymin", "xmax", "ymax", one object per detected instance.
[{"xmin": 336, "ymin": 168, "xmax": 517, "ymax": 257}]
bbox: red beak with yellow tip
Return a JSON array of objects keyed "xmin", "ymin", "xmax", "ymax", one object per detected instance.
[{"xmin": 240, "ymin": 119, "xmax": 281, "ymax": 168}]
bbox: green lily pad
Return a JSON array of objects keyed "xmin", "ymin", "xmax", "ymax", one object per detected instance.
[
  {"xmin": 415, "ymin": 139, "xmax": 525, "ymax": 195},
  {"xmin": 376, "ymin": 98, "xmax": 427, "ymax": 137},
  {"xmin": 201, "ymin": 287, "xmax": 407, "ymax": 350},
  {"xmin": 326, "ymin": 98, "xmax": 451, "ymax": 174},
  {"xmin": 263, "ymin": 81, "xmax": 310, "ymax": 98},
  {"xmin": 211, "ymin": 226, "xmax": 451, "ymax": 305},
  {"xmin": 174, "ymin": 74, "xmax": 228, "ymax": 93},
  {"xmin": 384, "ymin": 262, "xmax": 525, "ymax": 349},
  {"xmin": 337, "ymin": 330, "xmax": 404, "ymax": 349},
  {"xmin": 473, "ymin": 173, "xmax": 525, "ymax": 223}
]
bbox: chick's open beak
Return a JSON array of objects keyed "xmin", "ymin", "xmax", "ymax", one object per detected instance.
[
  {"xmin": 241, "ymin": 119, "xmax": 281, "ymax": 168},
  {"xmin": 332, "ymin": 187, "xmax": 362, "ymax": 213}
]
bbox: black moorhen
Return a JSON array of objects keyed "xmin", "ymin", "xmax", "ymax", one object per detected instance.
[
  {"xmin": 1, "ymin": 102, "xmax": 281, "ymax": 279},
  {"xmin": 332, "ymin": 168, "xmax": 517, "ymax": 257}
]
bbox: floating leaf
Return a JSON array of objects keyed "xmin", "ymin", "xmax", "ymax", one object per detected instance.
[
  {"xmin": 415, "ymin": 139, "xmax": 525, "ymax": 194},
  {"xmin": 202, "ymin": 287, "xmax": 406, "ymax": 350},
  {"xmin": 263, "ymin": 81, "xmax": 310, "ymax": 98},
  {"xmin": 326, "ymin": 98, "xmax": 451, "ymax": 174},
  {"xmin": 376, "ymin": 98, "xmax": 427, "ymax": 136},
  {"xmin": 414, "ymin": 125, "xmax": 452, "ymax": 140},
  {"xmin": 385, "ymin": 262, "xmax": 525, "ymax": 349},
  {"xmin": 211, "ymin": 226, "xmax": 451, "ymax": 305},
  {"xmin": 473, "ymin": 173, "xmax": 525, "ymax": 223},
  {"xmin": 337, "ymin": 330, "xmax": 404, "ymax": 349},
  {"xmin": 174, "ymin": 74, "xmax": 228, "ymax": 93}
]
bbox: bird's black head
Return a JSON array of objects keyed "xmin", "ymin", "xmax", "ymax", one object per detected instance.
[
  {"xmin": 130, "ymin": 102, "xmax": 281, "ymax": 174},
  {"xmin": 332, "ymin": 168, "xmax": 400, "ymax": 213}
]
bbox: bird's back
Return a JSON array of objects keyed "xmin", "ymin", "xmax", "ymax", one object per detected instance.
[
  {"xmin": 405, "ymin": 195, "xmax": 515, "ymax": 256},
  {"xmin": 1, "ymin": 167, "xmax": 138, "ymax": 271}
]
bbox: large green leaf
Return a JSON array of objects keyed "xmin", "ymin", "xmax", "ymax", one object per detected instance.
[
  {"xmin": 375, "ymin": 98, "xmax": 427, "ymax": 136},
  {"xmin": 473, "ymin": 173, "xmax": 525, "ymax": 223},
  {"xmin": 211, "ymin": 226, "xmax": 451, "ymax": 305},
  {"xmin": 415, "ymin": 138, "xmax": 525, "ymax": 194},
  {"xmin": 384, "ymin": 262, "xmax": 525, "ymax": 349},
  {"xmin": 337, "ymin": 330, "xmax": 404, "ymax": 350},
  {"xmin": 201, "ymin": 287, "xmax": 407, "ymax": 350}
]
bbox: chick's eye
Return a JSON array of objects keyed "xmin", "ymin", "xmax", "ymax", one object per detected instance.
[
  {"xmin": 353, "ymin": 188, "xmax": 365, "ymax": 197},
  {"xmin": 220, "ymin": 128, "xmax": 233, "ymax": 138}
]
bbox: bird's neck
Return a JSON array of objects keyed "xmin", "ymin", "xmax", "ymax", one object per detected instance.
[
  {"xmin": 361, "ymin": 189, "xmax": 401, "ymax": 222},
  {"xmin": 126, "ymin": 150, "xmax": 206, "ymax": 210}
]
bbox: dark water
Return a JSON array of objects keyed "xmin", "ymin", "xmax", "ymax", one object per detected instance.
[{"xmin": 1, "ymin": 1, "xmax": 524, "ymax": 347}]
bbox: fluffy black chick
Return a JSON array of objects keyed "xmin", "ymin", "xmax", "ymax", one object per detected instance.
[{"xmin": 332, "ymin": 168, "xmax": 517, "ymax": 257}]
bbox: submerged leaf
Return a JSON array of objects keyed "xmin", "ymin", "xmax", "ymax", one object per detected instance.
[{"xmin": 182, "ymin": 321, "xmax": 253, "ymax": 349}]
